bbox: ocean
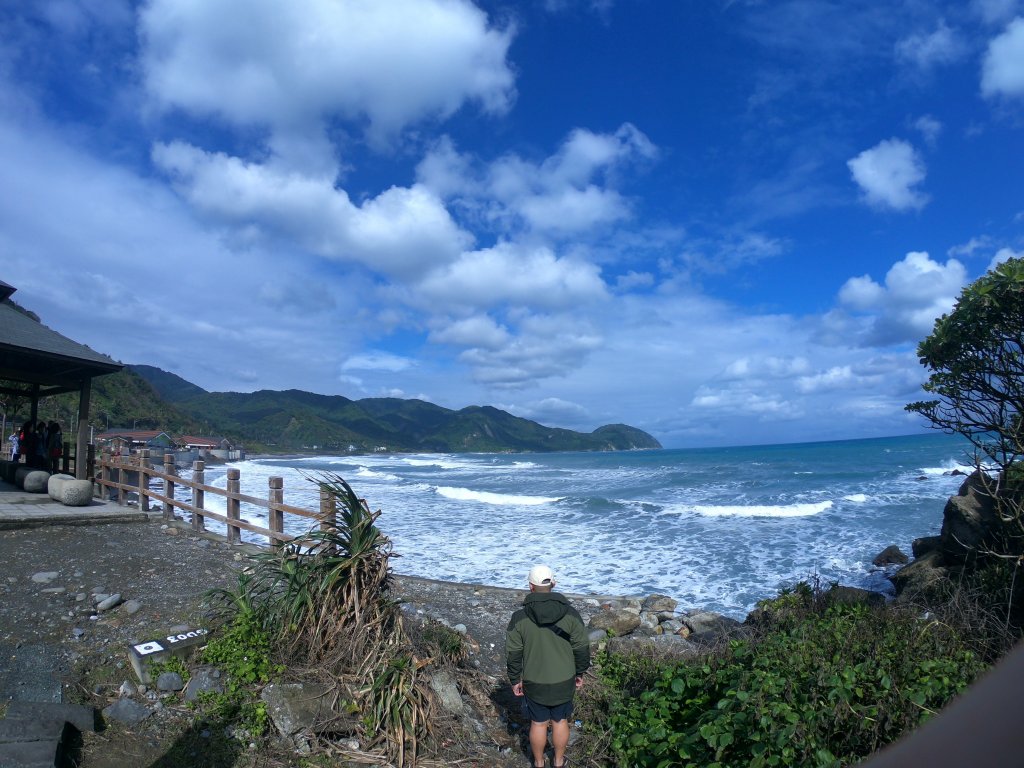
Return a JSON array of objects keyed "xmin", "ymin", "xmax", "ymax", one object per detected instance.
[{"xmin": 194, "ymin": 432, "xmax": 974, "ymax": 619}]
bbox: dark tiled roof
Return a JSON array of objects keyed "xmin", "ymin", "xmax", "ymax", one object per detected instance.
[{"xmin": 0, "ymin": 297, "xmax": 121, "ymax": 390}]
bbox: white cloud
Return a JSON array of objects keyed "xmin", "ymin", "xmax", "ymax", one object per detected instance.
[
  {"xmin": 948, "ymin": 235, "xmax": 993, "ymax": 257},
  {"xmin": 458, "ymin": 313, "xmax": 604, "ymax": 388},
  {"xmin": 847, "ymin": 139, "xmax": 928, "ymax": 211},
  {"xmin": 982, "ymin": 18, "xmax": 1024, "ymax": 98},
  {"xmin": 139, "ymin": 0, "xmax": 516, "ymax": 146},
  {"xmin": 419, "ymin": 124, "xmax": 656, "ymax": 238},
  {"xmin": 429, "ymin": 315, "xmax": 511, "ymax": 349},
  {"xmin": 989, "ymin": 247, "xmax": 1024, "ymax": 270},
  {"xmin": 895, "ymin": 20, "xmax": 967, "ymax": 72},
  {"xmin": 913, "ymin": 115, "xmax": 943, "ymax": 146},
  {"xmin": 152, "ymin": 141, "xmax": 471, "ymax": 279},
  {"xmin": 342, "ymin": 352, "xmax": 417, "ymax": 372},
  {"xmin": 837, "ymin": 252, "xmax": 967, "ymax": 345},
  {"xmin": 416, "ymin": 242, "xmax": 607, "ymax": 309}
]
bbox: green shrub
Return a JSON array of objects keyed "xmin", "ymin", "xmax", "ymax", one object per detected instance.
[{"xmin": 604, "ymin": 601, "xmax": 986, "ymax": 768}]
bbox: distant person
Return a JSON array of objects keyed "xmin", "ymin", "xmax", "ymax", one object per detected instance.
[
  {"xmin": 47, "ymin": 421, "xmax": 62, "ymax": 473},
  {"xmin": 7, "ymin": 429, "xmax": 18, "ymax": 463},
  {"xmin": 506, "ymin": 564, "xmax": 590, "ymax": 768},
  {"xmin": 20, "ymin": 421, "xmax": 36, "ymax": 468},
  {"xmin": 34, "ymin": 421, "xmax": 47, "ymax": 469}
]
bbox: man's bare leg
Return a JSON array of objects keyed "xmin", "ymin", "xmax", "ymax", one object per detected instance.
[
  {"xmin": 529, "ymin": 720, "xmax": 550, "ymax": 766},
  {"xmin": 551, "ymin": 718, "xmax": 570, "ymax": 766}
]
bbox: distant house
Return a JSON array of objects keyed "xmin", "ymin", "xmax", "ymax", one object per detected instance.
[
  {"xmin": 177, "ymin": 435, "xmax": 221, "ymax": 451},
  {"xmin": 95, "ymin": 429, "xmax": 175, "ymax": 453}
]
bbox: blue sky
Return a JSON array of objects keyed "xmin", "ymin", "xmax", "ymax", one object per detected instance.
[{"xmin": 2, "ymin": 0, "xmax": 1022, "ymax": 448}]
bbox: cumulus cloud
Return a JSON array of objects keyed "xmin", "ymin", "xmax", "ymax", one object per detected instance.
[
  {"xmin": 837, "ymin": 251, "xmax": 967, "ymax": 345},
  {"xmin": 429, "ymin": 315, "xmax": 511, "ymax": 349},
  {"xmin": 139, "ymin": 0, "xmax": 516, "ymax": 145},
  {"xmin": 152, "ymin": 141, "xmax": 471, "ymax": 278},
  {"xmin": 982, "ymin": 18, "xmax": 1024, "ymax": 98},
  {"xmin": 847, "ymin": 139, "xmax": 928, "ymax": 211},
  {"xmin": 458, "ymin": 313, "xmax": 604, "ymax": 388},
  {"xmin": 895, "ymin": 20, "xmax": 967, "ymax": 72},
  {"xmin": 418, "ymin": 123, "xmax": 656, "ymax": 238},
  {"xmin": 416, "ymin": 242, "xmax": 607, "ymax": 310}
]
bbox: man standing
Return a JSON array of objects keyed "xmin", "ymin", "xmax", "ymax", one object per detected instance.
[{"xmin": 506, "ymin": 565, "xmax": 590, "ymax": 768}]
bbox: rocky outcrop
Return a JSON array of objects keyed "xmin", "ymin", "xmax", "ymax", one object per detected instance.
[{"xmin": 890, "ymin": 469, "xmax": 1006, "ymax": 600}]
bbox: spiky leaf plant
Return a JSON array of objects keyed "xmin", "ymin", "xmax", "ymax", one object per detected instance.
[{"xmin": 208, "ymin": 472, "xmax": 436, "ymax": 765}]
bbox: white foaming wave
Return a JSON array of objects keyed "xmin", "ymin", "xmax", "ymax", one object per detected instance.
[
  {"xmin": 919, "ymin": 459, "xmax": 974, "ymax": 476},
  {"xmin": 435, "ymin": 486, "xmax": 562, "ymax": 506},
  {"xmin": 843, "ymin": 494, "xmax": 869, "ymax": 503},
  {"xmin": 354, "ymin": 466, "xmax": 399, "ymax": 480},
  {"xmin": 402, "ymin": 456, "xmax": 479, "ymax": 470},
  {"xmin": 687, "ymin": 500, "xmax": 833, "ymax": 518},
  {"xmin": 512, "ymin": 461, "xmax": 539, "ymax": 468}
]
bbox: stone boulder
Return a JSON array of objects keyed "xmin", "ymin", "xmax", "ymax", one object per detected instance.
[
  {"xmin": 939, "ymin": 470, "xmax": 1001, "ymax": 563},
  {"xmin": 821, "ymin": 585, "xmax": 886, "ymax": 608},
  {"xmin": 47, "ymin": 473, "xmax": 75, "ymax": 501},
  {"xmin": 890, "ymin": 550, "xmax": 948, "ymax": 598},
  {"xmin": 641, "ymin": 594, "xmax": 678, "ymax": 617},
  {"xmin": 912, "ymin": 535, "xmax": 942, "ymax": 558},
  {"xmin": 588, "ymin": 608, "xmax": 642, "ymax": 636},
  {"xmin": 61, "ymin": 479, "xmax": 94, "ymax": 506},
  {"xmin": 684, "ymin": 611, "xmax": 745, "ymax": 645},
  {"xmin": 23, "ymin": 470, "xmax": 50, "ymax": 493},
  {"xmin": 872, "ymin": 545, "xmax": 909, "ymax": 566}
]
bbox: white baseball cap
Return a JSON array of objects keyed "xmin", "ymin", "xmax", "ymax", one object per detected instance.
[{"xmin": 528, "ymin": 565, "xmax": 555, "ymax": 586}]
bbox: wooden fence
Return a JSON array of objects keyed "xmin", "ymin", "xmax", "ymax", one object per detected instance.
[{"xmin": 94, "ymin": 449, "xmax": 336, "ymax": 547}]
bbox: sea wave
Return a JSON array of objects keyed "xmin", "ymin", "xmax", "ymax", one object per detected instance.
[
  {"xmin": 688, "ymin": 500, "xmax": 833, "ymax": 518},
  {"xmin": 435, "ymin": 486, "xmax": 562, "ymax": 506},
  {"xmin": 843, "ymin": 494, "xmax": 869, "ymax": 503}
]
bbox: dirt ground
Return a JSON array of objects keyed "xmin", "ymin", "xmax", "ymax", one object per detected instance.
[{"xmin": 0, "ymin": 519, "xmax": 582, "ymax": 767}]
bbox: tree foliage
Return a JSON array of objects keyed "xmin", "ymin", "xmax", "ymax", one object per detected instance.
[{"xmin": 907, "ymin": 256, "xmax": 1024, "ymax": 471}]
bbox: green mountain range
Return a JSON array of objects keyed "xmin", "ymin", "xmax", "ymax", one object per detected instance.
[{"xmin": 112, "ymin": 365, "xmax": 662, "ymax": 454}]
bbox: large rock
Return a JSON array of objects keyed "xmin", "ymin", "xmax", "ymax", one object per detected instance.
[
  {"xmin": 47, "ymin": 473, "xmax": 75, "ymax": 500},
  {"xmin": 912, "ymin": 535, "xmax": 942, "ymax": 558},
  {"xmin": 428, "ymin": 669, "xmax": 466, "ymax": 716},
  {"xmin": 890, "ymin": 550, "xmax": 948, "ymax": 598},
  {"xmin": 588, "ymin": 608, "xmax": 642, "ymax": 636},
  {"xmin": 61, "ymin": 479, "xmax": 94, "ymax": 506},
  {"xmin": 872, "ymin": 545, "xmax": 909, "ymax": 566},
  {"xmin": 260, "ymin": 682, "xmax": 334, "ymax": 738},
  {"xmin": 641, "ymin": 594, "xmax": 678, "ymax": 615},
  {"xmin": 939, "ymin": 471, "xmax": 1001, "ymax": 563},
  {"xmin": 683, "ymin": 611, "xmax": 745, "ymax": 645},
  {"xmin": 23, "ymin": 470, "xmax": 50, "ymax": 493}
]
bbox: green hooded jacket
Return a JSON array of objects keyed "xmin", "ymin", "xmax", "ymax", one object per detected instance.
[{"xmin": 505, "ymin": 591, "xmax": 591, "ymax": 706}]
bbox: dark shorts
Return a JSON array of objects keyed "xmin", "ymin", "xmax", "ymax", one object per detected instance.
[{"xmin": 524, "ymin": 696, "xmax": 574, "ymax": 723}]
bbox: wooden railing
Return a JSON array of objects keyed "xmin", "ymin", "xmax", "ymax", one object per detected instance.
[{"xmin": 94, "ymin": 449, "xmax": 335, "ymax": 547}]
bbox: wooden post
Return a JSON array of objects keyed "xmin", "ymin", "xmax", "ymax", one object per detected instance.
[
  {"xmin": 268, "ymin": 476, "xmax": 284, "ymax": 547},
  {"xmin": 115, "ymin": 450, "xmax": 125, "ymax": 506},
  {"xmin": 138, "ymin": 449, "xmax": 150, "ymax": 512},
  {"xmin": 319, "ymin": 483, "xmax": 336, "ymax": 532},
  {"xmin": 75, "ymin": 379, "xmax": 90, "ymax": 480},
  {"xmin": 86, "ymin": 444, "xmax": 95, "ymax": 485},
  {"xmin": 163, "ymin": 453, "xmax": 176, "ymax": 522},
  {"xmin": 226, "ymin": 468, "xmax": 241, "ymax": 544},
  {"xmin": 61, "ymin": 441, "xmax": 70, "ymax": 475},
  {"xmin": 95, "ymin": 448, "xmax": 107, "ymax": 500},
  {"xmin": 192, "ymin": 459, "xmax": 205, "ymax": 532}
]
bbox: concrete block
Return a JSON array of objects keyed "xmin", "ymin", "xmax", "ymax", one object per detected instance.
[
  {"xmin": 46, "ymin": 474, "xmax": 74, "ymax": 501},
  {"xmin": 60, "ymin": 480, "xmax": 94, "ymax": 507},
  {"xmin": 23, "ymin": 471, "xmax": 51, "ymax": 494}
]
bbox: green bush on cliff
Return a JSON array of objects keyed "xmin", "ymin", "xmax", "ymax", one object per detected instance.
[{"xmin": 593, "ymin": 594, "xmax": 985, "ymax": 768}]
